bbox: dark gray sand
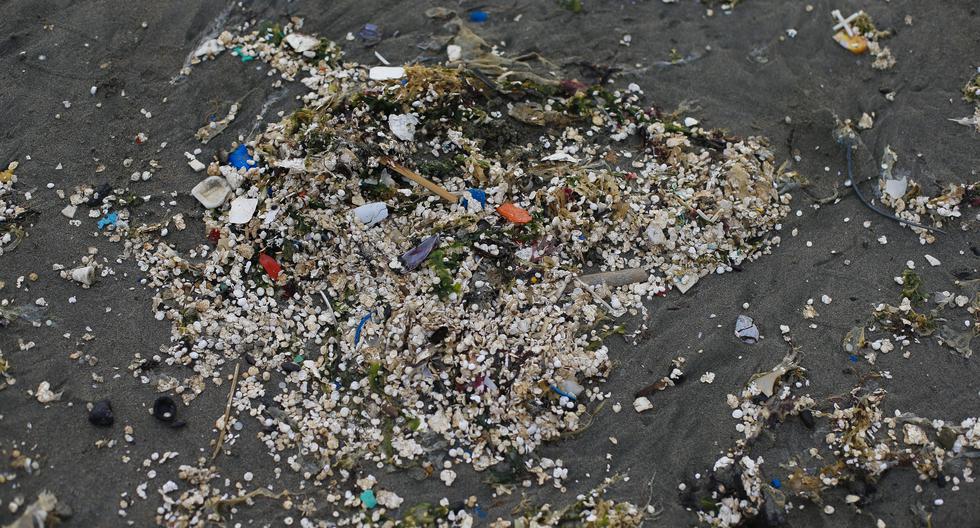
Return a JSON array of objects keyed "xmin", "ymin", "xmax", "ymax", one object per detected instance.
[{"xmin": 1, "ymin": 0, "xmax": 978, "ymax": 526}]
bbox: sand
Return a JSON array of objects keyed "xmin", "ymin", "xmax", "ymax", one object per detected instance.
[{"xmin": 0, "ymin": 0, "xmax": 977, "ymax": 526}]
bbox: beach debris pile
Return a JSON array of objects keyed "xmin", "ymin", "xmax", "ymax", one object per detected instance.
[
  {"xmin": 681, "ymin": 350, "xmax": 808, "ymax": 526},
  {"xmin": 686, "ymin": 273, "xmax": 979, "ymax": 527},
  {"xmin": 2, "ymin": 490, "xmax": 71, "ymax": 528},
  {"xmin": 859, "ymin": 271, "xmax": 978, "ymax": 360},
  {"xmin": 0, "ymin": 162, "xmax": 30, "ymax": 257},
  {"xmin": 115, "ymin": 17, "xmax": 792, "ymax": 525},
  {"xmin": 834, "ymin": 117, "xmax": 978, "ymax": 242},
  {"xmin": 500, "ymin": 477, "xmax": 651, "ymax": 527},
  {"xmin": 876, "ymin": 147, "xmax": 977, "ymax": 242},
  {"xmin": 830, "ymin": 9, "xmax": 895, "ymax": 69},
  {"xmin": 685, "ymin": 345, "xmax": 980, "ymax": 527}
]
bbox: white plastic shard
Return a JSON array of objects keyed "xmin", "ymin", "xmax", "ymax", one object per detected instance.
[
  {"xmin": 353, "ymin": 202, "xmax": 388, "ymax": 227},
  {"xmin": 388, "ymin": 114, "xmax": 419, "ymax": 141},
  {"xmin": 70, "ymin": 265, "xmax": 97, "ymax": 286},
  {"xmin": 191, "ymin": 176, "xmax": 231, "ymax": 209},
  {"xmin": 194, "ymin": 39, "xmax": 224, "ymax": 58},
  {"xmin": 369, "ymin": 66, "xmax": 405, "ymax": 80},
  {"xmin": 541, "ymin": 152, "xmax": 579, "ymax": 163},
  {"xmin": 228, "ymin": 197, "xmax": 258, "ymax": 224},
  {"xmin": 447, "ymin": 44, "xmax": 462, "ymax": 62},
  {"xmin": 275, "ymin": 158, "xmax": 307, "ymax": 171},
  {"xmin": 674, "ymin": 273, "xmax": 699, "ymax": 294},
  {"xmin": 284, "ymin": 33, "xmax": 320, "ymax": 53}
]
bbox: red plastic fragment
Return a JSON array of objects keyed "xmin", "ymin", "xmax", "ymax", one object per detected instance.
[{"xmin": 259, "ymin": 253, "xmax": 282, "ymax": 280}]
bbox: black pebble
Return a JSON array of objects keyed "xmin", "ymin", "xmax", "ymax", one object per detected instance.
[
  {"xmin": 88, "ymin": 399, "xmax": 114, "ymax": 427},
  {"xmin": 138, "ymin": 358, "xmax": 160, "ymax": 371},
  {"xmin": 430, "ymin": 326, "xmax": 449, "ymax": 344},
  {"xmin": 153, "ymin": 396, "xmax": 177, "ymax": 422},
  {"xmin": 86, "ymin": 183, "xmax": 113, "ymax": 206},
  {"xmin": 800, "ymin": 409, "xmax": 815, "ymax": 429},
  {"xmin": 282, "ymin": 362, "xmax": 301, "ymax": 373}
]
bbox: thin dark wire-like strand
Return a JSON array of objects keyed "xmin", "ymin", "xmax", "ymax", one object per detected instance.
[{"xmin": 845, "ymin": 146, "xmax": 945, "ymax": 235}]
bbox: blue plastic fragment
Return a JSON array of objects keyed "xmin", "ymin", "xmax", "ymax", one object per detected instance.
[
  {"xmin": 468, "ymin": 188, "xmax": 487, "ymax": 207},
  {"xmin": 474, "ymin": 505, "xmax": 487, "ymax": 519},
  {"xmin": 354, "ymin": 313, "xmax": 372, "ymax": 346},
  {"xmin": 549, "ymin": 384, "xmax": 577, "ymax": 401},
  {"xmin": 359, "ymin": 489, "xmax": 377, "ymax": 509},
  {"xmin": 460, "ymin": 188, "xmax": 487, "ymax": 210},
  {"xmin": 770, "ymin": 478, "xmax": 782, "ymax": 489},
  {"xmin": 848, "ymin": 354, "xmax": 859, "ymax": 363},
  {"xmin": 229, "ymin": 144, "xmax": 253, "ymax": 170},
  {"xmin": 97, "ymin": 211, "xmax": 118, "ymax": 230},
  {"xmin": 400, "ymin": 235, "xmax": 440, "ymax": 271},
  {"xmin": 469, "ymin": 10, "xmax": 488, "ymax": 22}
]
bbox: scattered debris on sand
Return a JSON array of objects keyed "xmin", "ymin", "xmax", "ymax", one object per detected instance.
[
  {"xmin": 684, "ymin": 272, "xmax": 980, "ymax": 527},
  {"xmin": 830, "ymin": 10, "xmax": 895, "ymax": 70},
  {"xmin": 950, "ymin": 69, "xmax": 980, "ymax": 132},
  {"xmin": 89, "ymin": 16, "xmax": 793, "ymax": 525},
  {"xmin": 0, "ymin": 162, "xmax": 30, "ymax": 257}
]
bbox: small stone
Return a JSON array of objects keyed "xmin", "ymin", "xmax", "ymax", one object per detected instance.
[
  {"xmin": 152, "ymin": 396, "xmax": 178, "ymax": 423},
  {"xmin": 857, "ymin": 113, "xmax": 874, "ymax": 130},
  {"xmin": 89, "ymin": 399, "xmax": 114, "ymax": 427},
  {"xmin": 799, "ymin": 409, "xmax": 815, "ymax": 429}
]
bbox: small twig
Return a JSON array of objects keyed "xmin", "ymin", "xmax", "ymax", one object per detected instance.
[
  {"xmin": 211, "ymin": 362, "xmax": 241, "ymax": 461},
  {"xmin": 207, "ymin": 487, "xmax": 289, "ymax": 511},
  {"xmin": 380, "ymin": 157, "xmax": 459, "ymax": 203}
]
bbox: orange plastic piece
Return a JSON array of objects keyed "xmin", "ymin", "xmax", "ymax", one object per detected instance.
[
  {"xmin": 496, "ymin": 202, "xmax": 532, "ymax": 224},
  {"xmin": 833, "ymin": 31, "xmax": 868, "ymax": 55}
]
